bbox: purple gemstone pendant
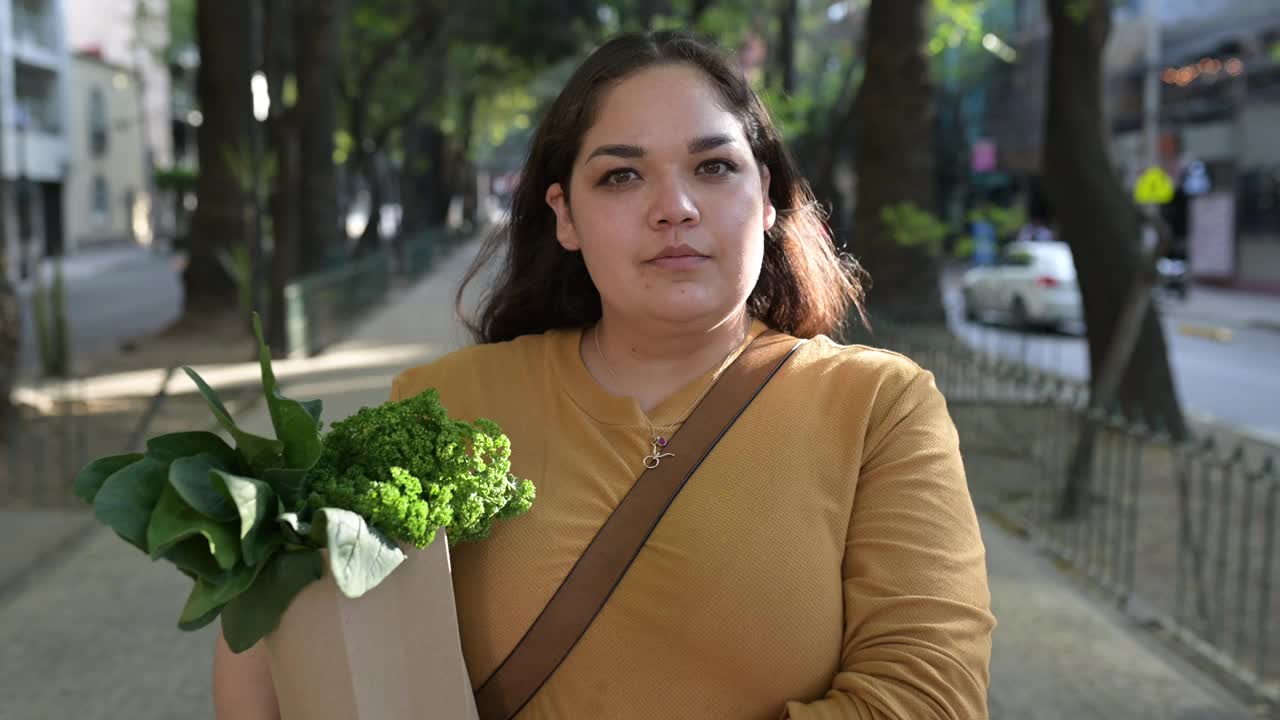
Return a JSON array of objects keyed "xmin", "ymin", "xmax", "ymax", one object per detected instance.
[{"xmin": 656, "ymin": 436, "xmax": 668, "ymax": 447}]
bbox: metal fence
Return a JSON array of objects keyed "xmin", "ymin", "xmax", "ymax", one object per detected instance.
[
  {"xmin": 871, "ymin": 327, "xmax": 1280, "ymax": 708},
  {"xmin": 284, "ymin": 249, "xmax": 393, "ymax": 358},
  {"xmin": 283, "ymin": 225, "xmax": 475, "ymax": 358}
]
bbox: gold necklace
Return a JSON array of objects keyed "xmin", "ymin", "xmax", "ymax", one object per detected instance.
[{"xmin": 593, "ymin": 320, "xmax": 749, "ymax": 469}]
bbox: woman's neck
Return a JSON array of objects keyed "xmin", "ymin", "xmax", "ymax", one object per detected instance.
[{"xmin": 584, "ymin": 310, "xmax": 752, "ymax": 414}]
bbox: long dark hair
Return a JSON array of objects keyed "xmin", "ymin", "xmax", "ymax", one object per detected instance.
[{"xmin": 458, "ymin": 31, "xmax": 866, "ymax": 343}]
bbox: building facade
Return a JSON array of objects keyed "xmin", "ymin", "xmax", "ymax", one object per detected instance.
[
  {"xmin": 0, "ymin": 0, "xmax": 71, "ymax": 282},
  {"xmin": 64, "ymin": 0, "xmax": 170, "ymax": 246},
  {"xmin": 65, "ymin": 51, "xmax": 145, "ymax": 251},
  {"xmin": 986, "ymin": 0, "xmax": 1280, "ymax": 290},
  {"xmin": 64, "ymin": 0, "xmax": 170, "ymax": 169}
]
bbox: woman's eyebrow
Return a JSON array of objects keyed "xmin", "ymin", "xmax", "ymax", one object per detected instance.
[
  {"xmin": 584, "ymin": 134, "xmax": 738, "ymax": 162},
  {"xmin": 687, "ymin": 134, "xmax": 735, "ymax": 154},
  {"xmin": 586, "ymin": 144, "xmax": 644, "ymax": 161}
]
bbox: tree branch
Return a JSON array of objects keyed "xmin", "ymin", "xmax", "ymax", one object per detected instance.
[
  {"xmin": 360, "ymin": 12, "xmax": 455, "ymax": 152},
  {"xmin": 351, "ymin": 6, "xmax": 438, "ymax": 94}
]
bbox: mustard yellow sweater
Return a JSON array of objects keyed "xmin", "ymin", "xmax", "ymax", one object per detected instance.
[{"xmin": 390, "ymin": 320, "xmax": 994, "ymax": 719}]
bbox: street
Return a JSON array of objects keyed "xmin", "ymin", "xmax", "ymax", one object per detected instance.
[
  {"xmin": 941, "ymin": 272, "xmax": 1280, "ymax": 441},
  {"xmin": 16, "ymin": 247, "xmax": 183, "ymax": 378}
]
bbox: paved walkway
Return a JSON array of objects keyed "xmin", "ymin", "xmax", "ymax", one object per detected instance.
[
  {"xmin": 12, "ymin": 243, "xmax": 171, "ymax": 297},
  {"xmin": 1164, "ymin": 284, "xmax": 1280, "ymax": 334},
  {"xmin": 0, "ymin": 242, "xmax": 1257, "ymax": 719}
]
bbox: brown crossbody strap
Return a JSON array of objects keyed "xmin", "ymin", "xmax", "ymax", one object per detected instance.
[{"xmin": 473, "ymin": 329, "xmax": 805, "ymax": 720}]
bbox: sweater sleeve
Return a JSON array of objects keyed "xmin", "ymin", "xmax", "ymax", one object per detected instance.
[{"xmin": 784, "ymin": 369, "xmax": 995, "ymax": 720}]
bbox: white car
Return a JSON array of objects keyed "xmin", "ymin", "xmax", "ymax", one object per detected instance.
[{"xmin": 961, "ymin": 240, "xmax": 1083, "ymax": 330}]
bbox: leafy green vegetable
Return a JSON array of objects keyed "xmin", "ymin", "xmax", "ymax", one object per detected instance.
[
  {"xmin": 73, "ymin": 311, "xmax": 535, "ymax": 655},
  {"xmin": 305, "ymin": 388, "xmax": 535, "ymax": 549},
  {"xmin": 178, "ymin": 562, "xmax": 266, "ymax": 631},
  {"xmin": 221, "ymin": 550, "xmax": 324, "ymax": 653},
  {"xmin": 253, "ymin": 315, "xmax": 323, "ymax": 470},
  {"xmin": 162, "ymin": 537, "xmax": 226, "ymax": 583},
  {"xmin": 93, "ymin": 456, "xmax": 170, "ymax": 551},
  {"xmin": 183, "ymin": 365, "xmax": 284, "ymax": 473},
  {"xmin": 147, "ymin": 484, "xmax": 241, "ymax": 570},
  {"xmin": 308, "ymin": 508, "xmax": 405, "ymax": 598},
  {"xmin": 211, "ymin": 469, "xmax": 280, "ymax": 566},
  {"xmin": 73, "ymin": 453, "xmax": 143, "ymax": 504},
  {"xmin": 146, "ymin": 432, "xmax": 240, "ymax": 467},
  {"xmin": 262, "ymin": 467, "xmax": 309, "ymax": 511},
  {"xmin": 169, "ymin": 453, "xmax": 239, "ymax": 522}
]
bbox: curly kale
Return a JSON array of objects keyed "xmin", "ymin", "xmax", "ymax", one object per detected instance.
[{"xmin": 305, "ymin": 389, "xmax": 536, "ymax": 548}]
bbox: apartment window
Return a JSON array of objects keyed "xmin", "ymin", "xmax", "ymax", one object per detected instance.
[
  {"xmin": 89, "ymin": 87, "xmax": 108, "ymax": 156},
  {"xmin": 92, "ymin": 175, "xmax": 109, "ymax": 224}
]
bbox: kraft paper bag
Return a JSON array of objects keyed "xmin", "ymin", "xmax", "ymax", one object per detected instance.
[{"xmin": 265, "ymin": 530, "xmax": 479, "ymax": 720}]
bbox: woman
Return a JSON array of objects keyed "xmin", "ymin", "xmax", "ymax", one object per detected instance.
[{"xmin": 215, "ymin": 31, "xmax": 994, "ymax": 719}]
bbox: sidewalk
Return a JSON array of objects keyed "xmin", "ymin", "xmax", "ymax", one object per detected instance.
[
  {"xmin": 12, "ymin": 243, "xmax": 171, "ymax": 298},
  {"xmin": 1162, "ymin": 283, "xmax": 1280, "ymax": 334},
  {"xmin": 0, "ymin": 242, "xmax": 1257, "ymax": 719}
]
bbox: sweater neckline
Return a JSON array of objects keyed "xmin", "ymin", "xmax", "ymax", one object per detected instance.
[{"xmin": 552, "ymin": 318, "xmax": 770, "ymax": 429}]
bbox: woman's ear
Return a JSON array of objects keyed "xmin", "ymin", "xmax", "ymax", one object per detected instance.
[
  {"xmin": 760, "ymin": 165, "xmax": 777, "ymax": 233},
  {"xmin": 546, "ymin": 183, "xmax": 580, "ymax": 251}
]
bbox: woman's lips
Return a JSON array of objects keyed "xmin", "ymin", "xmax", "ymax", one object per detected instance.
[
  {"xmin": 649, "ymin": 244, "xmax": 708, "ymax": 270},
  {"xmin": 648, "ymin": 253, "xmax": 708, "ymax": 270}
]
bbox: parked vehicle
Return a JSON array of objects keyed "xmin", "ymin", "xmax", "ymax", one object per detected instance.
[
  {"xmin": 1156, "ymin": 257, "xmax": 1190, "ymax": 300},
  {"xmin": 961, "ymin": 240, "xmax": 1083, "ymax": 331}
]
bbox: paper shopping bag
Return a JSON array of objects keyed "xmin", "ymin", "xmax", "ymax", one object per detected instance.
[{"xmin": 265, "ymin": 530, "xmax": 479, "ymax": 720}]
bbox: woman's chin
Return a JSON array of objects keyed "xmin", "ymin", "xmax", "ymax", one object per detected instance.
[{"xmin": 647, "ymin": 296, "xmax": 745, "ymax": 327}]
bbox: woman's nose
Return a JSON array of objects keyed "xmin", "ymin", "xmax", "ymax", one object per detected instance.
[{"xmin": 647, "ymin": 176, "xmax": 700, "ymax": 229}]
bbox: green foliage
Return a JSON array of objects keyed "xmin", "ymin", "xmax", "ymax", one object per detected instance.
[
  {"xmin": 929, "ymin": 0, "xmax": 986, "ymax": 57},
  {"xmin": 216, "ymin": 243, "xmax": 254, "ymax": 322},
  {"xmin": 881, "ymin": 202, "xmax": 951, "ymax": 256},
  {"xmin": 31, "ymin": 260, "xmax": 69, "ymax": 379},
  {"xmin": 968, "ymin": 203, "xmax": 1027, "ymax": 241},
  {"xmin": 166, "ymin": 0, "xmax": 196, "ymax": 62},
  {"xmin": 952, "ymin": 235, "xmax": 977, "ymax": 260},
  {"xmin": 306, "ymin": 388, "xmax": 536, "ymax": 549},
  {"xmin": 154, "ymin": 167, "xmax": 198, "ymax": 193},
  {"xmin": 1066, "ymin": 0, "xmax": 1095, "ymax": 24},
  {"xmin": 221, "ymin": 144, "xmax": 276, "ymax": 204},
  {"xmin": 74, "ymin": 312, "xmax": 534, "ymax": 653}
]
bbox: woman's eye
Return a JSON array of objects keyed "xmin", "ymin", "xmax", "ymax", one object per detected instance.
[
  {"xmin": 698, "ymin": 159, "xmax": 738, "ymax": 177},
  {"xmin": 599, "ymin": 169, "xmax": 638, "ymax": 187}
]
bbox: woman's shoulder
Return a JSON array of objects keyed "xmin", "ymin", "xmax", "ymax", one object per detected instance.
[
  {"xmin": 798, "ymin": 333, "xmax": 930, "ymax": 397},
  {"xmin": 789, "ymin": 333, "xmax": 951, "ymax": 449},
  {"xmin": 390, "ymin": 331, "xmax": 561, "ymax": 404}
]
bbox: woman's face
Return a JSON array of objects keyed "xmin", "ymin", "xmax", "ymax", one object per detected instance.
[{"xmin": 546, "ymin": 64, "xmax": 776, "ymax": 330}]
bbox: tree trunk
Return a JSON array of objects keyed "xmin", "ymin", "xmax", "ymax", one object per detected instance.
[
  {"xmin": 852, "ymin": 0, "xmax": 944, "ymax": 323},
  {"xmin": 185, "ymin": 0, "xmax": 253, "ymax": 314},
  {"xmin": 422, "ymin": 125, "xmax": 451, "ymax": 227},
  {"xmin": 294, "ymin": 0, "xmax": 340, "ymax": 275},
  {"xmin": 355, "ymin": 149, "xmax": 383, "ymax": 255},
  {"xmin": 1042, "ymin": 0, "xmax": 1186, "ymax": 439},
  {"xmin": 399, "ymin": 119, "xmax": 428, "ymax": 237},
  {"xmin": 809, "ymin": 60, "xmax": 861, "ymax": 237},
  {"xmin": 266, "ymin": 0, "xmax": 300, "ymax": 354},
  {"xmin": 776, "ymin": 0, "xmax": 798, "ymax": 94},
  {"xmin": 456, "ymin": 91, "xmax": 478, "ymax": 225}
]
